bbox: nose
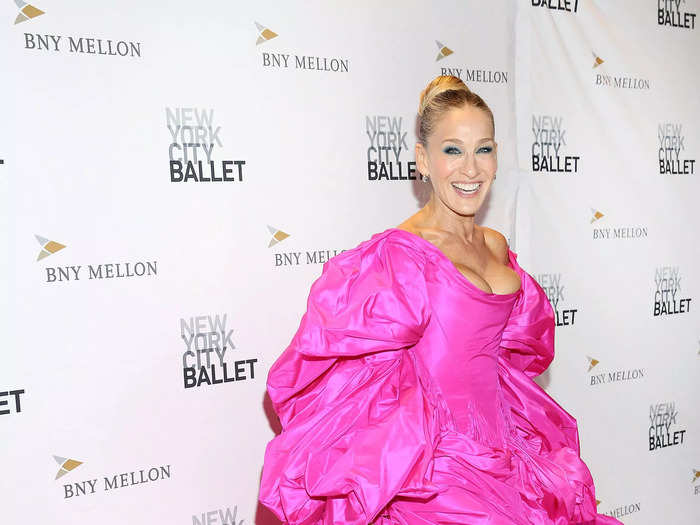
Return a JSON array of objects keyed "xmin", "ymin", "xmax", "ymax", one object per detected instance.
[{"xmin": 462, "ymin": 154, "xmax": 477, "ymax": 178}]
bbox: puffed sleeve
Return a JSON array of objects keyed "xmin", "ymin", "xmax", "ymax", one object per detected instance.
[
  {"xmin": 498, "ymin": 249, "xmax": 580, "ymax": 454},
  {"xmin": 499, "ymin": 250, "xmax": 555, "ymax": 378},
  {"xmin": 259, "ymin": 235, "xmax": 443, "ymax": 525}
]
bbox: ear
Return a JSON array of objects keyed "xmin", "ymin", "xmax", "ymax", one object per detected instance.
[{"xmin": 415, "ymin": 142, "xmax": 429, "ymax": 176}]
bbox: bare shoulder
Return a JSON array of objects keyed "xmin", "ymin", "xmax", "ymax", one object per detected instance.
[{"xmin": 481, "ymin": 226, "xmax": 510, "ymax": 264}]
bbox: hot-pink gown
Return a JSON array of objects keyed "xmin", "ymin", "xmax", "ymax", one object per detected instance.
[{"xmin": 259, "ymin": 228, "xmax": 622, "ymax": 525}]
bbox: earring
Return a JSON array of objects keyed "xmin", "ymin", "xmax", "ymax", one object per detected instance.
[{"xmin": 421, "ymin": 173, "xmax": 430, "ymax": 182}]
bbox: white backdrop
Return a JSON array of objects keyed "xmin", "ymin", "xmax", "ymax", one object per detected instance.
[{"xmin": 2, "ymin": 1, "xmax": 698, "ymax": 523}]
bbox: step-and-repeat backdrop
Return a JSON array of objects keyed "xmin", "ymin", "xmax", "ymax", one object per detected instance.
[{"xmin": 2, "ymin": 1, "xmax": 698, "ymax": 523}]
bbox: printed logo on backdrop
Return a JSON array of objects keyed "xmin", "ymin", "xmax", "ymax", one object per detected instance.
[
  {"xmin": 36, "ymin": 235, "xmax": 65, "ymax": 260},
  {"xmin": 166, "ymin": 107, "xmax": 246, "ymax": 183},
  {"xmin": 589, "ymin": 208, "xmax": 649, "ymax": 240},
  {"xmin": 35, "ymin": 235, "xmax": 158, "ymax": 283},
  {"xmin": 193, "ymin": 504, "xmax": 245, "ymax": 525},
  {"xmin": 256, "ymin": 21, "xmax": 349, "ymax": 73},
  {"xmin": 531, "ymin": 115, "xmax": 581, "ymax": 174},
  {"xmin": 598, "ymin": 501, "xmax": 641, "ymax": 520},
  {"xmin": 653, "ymin": 266, "xmax": 692, "ymax": 316},
  {"xmin": 530, "ymin": 0, "xmax": 580, "ymax": 13},
  {"xmin": 17, "ymin": 2, "xmax": 142, "ymax": 58},
  {"xmin": 53, "ymin": 456, "xmax": 171, "ymax": 499},
  {"xmin": 649, "ymin": 401, "xmax": 687, "ymax": 450},
  {"xmin": 534, "ymin": 273, "xmax": 578, "ymax": 326},
  {"xmin": 592, "ymin": 52, "xmax": 650, "ymax": 90},
  {"xmin": 366, "ymin": 115, "xmax": 417, "ymax": 181},
  {"xmin": 658, "ymin": 0, "xmax": 696, "ymax": 29},
  {"xmin": 54, "ymin": 456, "xmax": 82, "ymax": 479},
  {"xmin": 586, "ymin": 357, "xmax": 645, "ymax": 386},
  {"xmin": 658, "ymin": 123, "xmax": 695, "ymax": 175},
  {"xmin": 436, "ymin": 40, "xmax": 508, "ymax": 84},
  {"xmin": 0, "ymin": 388, "xmax": 26, "ymax": 415},
  {"xmin": 268, "ymin": 226, "xmax": 346, "ymax": 268},
  {"xmin": 693, "ymin": 469, "xmax": 700, "ymax": 495},
  {"xmin": 13, "ymin": 0, "xmax": 43, "ymax": 24},
  {"xmin": 180, "ymin": 313, "xmax": 258, "ymax": 389}
]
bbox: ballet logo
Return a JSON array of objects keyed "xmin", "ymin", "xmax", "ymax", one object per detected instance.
[
  {"xmin": 180, "ymin": 313, "xmax": 258, "ymax": 389},
  {"xmin": 590, "ymin": 208, "xmax": 649, "ymax": 240},
  {"xmin": 256, "ymin": 22, "xmax": 350, "ymax": 73},
  {"xmin": 166, "ymin": 107, "xmax": 246, "ymax": 183},
  {"xmin": 658, "ymin": 1, "xmax": 696, "ymax": 29},
  {"xmin": 587, "ymin": 358, "xmax": 645, "ymax": 386},
  {"xmin": 365, "ymin": 115, "xmax": 417, "ymax": 181},
  {"xmin": 592, "ymin": 52, "xmax": 651, "ymax": 90},
  {"xmin": 534, "ymin": 272, "xmax": 578, "ymax": 326},
  {"xmin": 192, "ymin": 504, "xmax": 245, "ymax": 525},
  {"xmin": 653, "ymin": 266, "xmax": 692, "ymax": 316},
  {"xmin": 437, "ymin": 41, "xmax": 508, "ymax": 83},
  {"xmin": 0, "ymin": 388, "xmax": 25, "ymax": 416},
  {"xmin": 531, "ymin": 115, "xmax": 581, "ymax": 174},
  {"xmin": 658, "ymin": 123, "xmax": 695, "ymax": 175},
  {"xmin": 530, "ymin": 0, "xmax": 580, "ymax": 13},
  {"xmin": 59, "ymin": 460, "xmax": 171, "ymax": 499},
  {"xmin": 599, "ymin": 502, "xmax": 641, "ymax": 520},
  {"xmin": 649, "ymin": 401, "xmax": 687, "ymax": 451}
]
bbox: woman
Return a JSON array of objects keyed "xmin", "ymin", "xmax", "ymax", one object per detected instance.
[{"xmin": 259, "ymin": 76, "xmax": 621, "ymax": 525}]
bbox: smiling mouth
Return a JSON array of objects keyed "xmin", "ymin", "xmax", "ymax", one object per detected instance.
[{"xmin": 451, "ymin": 181, "xmax": 482, "ymax": 195}]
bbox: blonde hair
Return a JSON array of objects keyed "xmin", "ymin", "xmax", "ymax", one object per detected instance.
[{"xmin": 416, "ymin": 75, "xmax": 495, "ymax": 145}]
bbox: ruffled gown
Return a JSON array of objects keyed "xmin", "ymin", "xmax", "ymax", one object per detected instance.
[{"xmin": 259, "ymin": 228, "xmax": 622, "ymax": 525}]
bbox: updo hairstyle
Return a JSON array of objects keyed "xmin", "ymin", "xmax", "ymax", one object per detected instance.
[{"xmin": 416, "ymin": 75, "xmax": 495, "ymax": 145}]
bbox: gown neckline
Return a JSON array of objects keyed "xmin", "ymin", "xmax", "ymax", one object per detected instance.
[{"xmin": 380, "ymin": 227, "xmax": 523, "ymax": 299}]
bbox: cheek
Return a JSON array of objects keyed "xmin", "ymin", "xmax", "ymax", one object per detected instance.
[
  {"xmin": 477, "ymin": 156, "xmax": 497, "ymax": 173},
  {"xmin": 435, "ymin": 156, "xmax": 460, "ymax": 174}
]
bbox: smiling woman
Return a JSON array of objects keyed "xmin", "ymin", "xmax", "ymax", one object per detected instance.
[{"xmin": 259, "ymin": 75, "xmax": 621, "ymax": 525}]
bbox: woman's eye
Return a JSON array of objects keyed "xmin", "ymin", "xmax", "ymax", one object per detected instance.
[
  {"xmin": 443, "ymin": 146, "xmax": 461, "ymax": 155},
  {"xmin": 478, "ymin": 146, "xmax": 493, "ymax": 154}
]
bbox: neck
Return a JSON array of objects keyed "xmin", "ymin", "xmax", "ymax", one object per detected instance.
[{"xmin": 421, "ymin": 193, "xmax": 477, "ymax": 242}]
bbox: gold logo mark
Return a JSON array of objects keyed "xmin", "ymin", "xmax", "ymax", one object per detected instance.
[
  {"xmin": 693, "ymin": 469, "xmax": 700, "ymax": 483},
  {"xmin": 590, "ymin": 208, "xmax": 604, "ymax": 223},
  {"xmin": 586, "ymin": 356, "xmax": 599, "ymax": 372},
  {"xmin": 592, "ymin": 52, "xmax": 604, "ymax": 68},
  {"xmin": 267, "ymin": 225, "xmax": 290, "ymax": 247},
  {"xmin": 435, "ymin": 40, "xmax": 453, "ymax": 62},
  {"xmin": 53, "ymin": 456, "xmax": 83, "ymax": 480},
  {"xmin": 255, "ymin": 21, "xmax": 278, "ymax": 45},
  {"xmin": 36, "ymin": 234, "xmax": 66, "ymax": 261},
  {"xmin": 14, "ymin": 0, "xmax": 44, "ymax": 24}
]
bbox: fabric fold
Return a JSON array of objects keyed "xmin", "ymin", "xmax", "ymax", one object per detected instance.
[{"xmin": 261, "ymin": 236, "xmax": 442, "ymax": 524}]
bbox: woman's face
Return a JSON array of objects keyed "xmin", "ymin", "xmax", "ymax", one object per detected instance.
[{"xmin": 416, "ymin": 104, "xmax": 497, "ymax": 218}]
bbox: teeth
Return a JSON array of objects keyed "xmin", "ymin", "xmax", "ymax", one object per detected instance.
[{"xmin": 452, "ymin": 182, "xmax": 481, "ymax": 192}]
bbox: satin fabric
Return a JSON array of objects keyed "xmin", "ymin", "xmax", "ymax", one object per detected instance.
[{"xmin": 259, "ymin": 228, "xmax": 621, "ymax": 525}]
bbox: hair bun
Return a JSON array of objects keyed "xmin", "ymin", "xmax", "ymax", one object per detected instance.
[
  {"xmin": 418, "ymin": 76, "xmax": 470, "ymax": 117},
  {"xmin": 416, "ymin": 75, "xmax": 493, "ymax": 144}
]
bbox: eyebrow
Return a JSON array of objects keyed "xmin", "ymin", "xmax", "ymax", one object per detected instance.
[{"xmin": 441, "ymin": 137, "xmax": 494, "ymax": 144}]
